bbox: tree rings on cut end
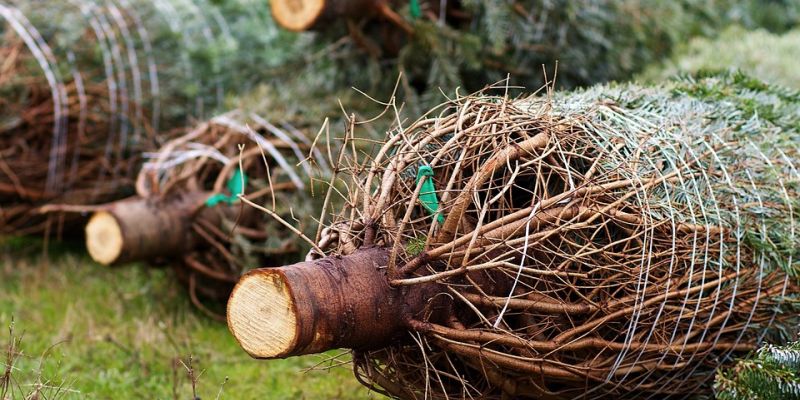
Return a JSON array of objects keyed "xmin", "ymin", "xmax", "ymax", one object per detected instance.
[
  {"xmin": 270, "ymin": 0, "xmax": 327, "ymax": 31},
  {"xmin": 85, "ymin": 211, "xmax": 124, "ymax": 266},
  {"xmin": 227, "ymin": 270, "xmax": 298, "ymax": 359}
]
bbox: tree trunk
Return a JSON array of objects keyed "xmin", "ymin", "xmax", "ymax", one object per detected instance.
[
  {"xmin": 84, "ymin": 191, "xmax": 211, "ymax": 265},
  {"xmin": 270, "ymin": 0, "xmax": 375, "ymax": 31},
  {"xmin": 227, "ymin": 247, "xmax": 443, "ymax": 358}
]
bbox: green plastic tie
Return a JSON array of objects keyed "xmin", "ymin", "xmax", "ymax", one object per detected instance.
[
  {"xmin": 416, "ymin": 165, "xmax": 444, "ymax": 223},
  {"xmin": 409, "ymin": 0, "xmax": 421, "ymax": 19},
  {"xmin": 205, "ymin": 168, "xmax": 247, "ymax": 207}
]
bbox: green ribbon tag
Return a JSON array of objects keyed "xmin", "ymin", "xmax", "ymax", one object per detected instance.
[
  {"xmin": 205, "ymin": 193, "xmax": 229, "ymax": 207},
  {"xmin": 409, "ymin": 0, "xmax": 421, "ymax": 19},
  {"xmin": 416, "ymin": 165, "xmax": 444, "ymax": 223},
  {"xmin": 206, "ymin": 168, "xmax": 247, "ymax": 207},
  {"xmin": 227, "ymin": 168, "xmax": 246, "ymax": 197}
]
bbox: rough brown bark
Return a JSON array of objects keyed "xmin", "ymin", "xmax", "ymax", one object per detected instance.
[
  {"xmin": 270, "ymin": 0, "xmax": 375, "ymax": 31},
  {"xmin": 227, "ymin": 247, "xmax": 443, "ymax": 358},
  {"xmin": 85, "ymin": 191, "xmax": 212, "ymax": 265}
]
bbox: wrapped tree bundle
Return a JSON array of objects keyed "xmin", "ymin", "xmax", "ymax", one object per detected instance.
[
  {"xmin": 0, "ymin": 0, "xmax": 302, "ymax": 236},
  {"xmin": 0, "ymin": 32, "xmax": 140, "ymax": 235},
  {"xmin": 85, "ymin": 112, "xmax": 326, "ymax": 319},
  {"xmin": 267, "ymin": 0, "xmax": 800, "ymax": 102},
  {"xmin": 227, "ymin": 72, "xmax": 800, "ymax": 399}
]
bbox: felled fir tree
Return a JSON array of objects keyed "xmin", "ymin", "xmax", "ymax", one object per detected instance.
[
  {"xmin": 0, "ymin": 0, "xmax": 316, "ymax": 235},
  {"xmin": 401, "ymin": 0, "xmax": 800, "ymax": 93},
  {"xmin": 266, "ymin": 0, "xmax": 800, "ymax": 108}
]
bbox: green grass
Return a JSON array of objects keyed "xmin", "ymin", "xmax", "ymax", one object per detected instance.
[
  {"xmin": 0, "ymin": 241, "xmax": 378, "ymax": 399},
  {"xmin": 640, "ymin": 26, "xmax": 800, "ymax": 89}
]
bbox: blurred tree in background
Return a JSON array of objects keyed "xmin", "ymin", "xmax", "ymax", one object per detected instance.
[{"xmin": 263, "ymin": 0, "xmax": 800, "ymax": 111}]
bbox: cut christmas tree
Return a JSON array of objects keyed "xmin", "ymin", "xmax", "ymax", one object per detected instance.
[
  {"xmin": 267, "ymin": 0, "xmax": 800, "ymax": 103},
  {"xmin": 85, "ymin": 111, "xmax": 326, "ymax": 319},
  {"xmin": 0, "ymin": 0, "xmax": 307, "ymax": 236},
  {"xmin": 228, "ymin": 72, "xmax": 800, "ymax": 399}
]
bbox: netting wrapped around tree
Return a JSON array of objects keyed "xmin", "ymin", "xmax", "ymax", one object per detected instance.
[
  {"xmin": 85, "ymin": 111, "xmax": 325, "ymax": 319},
  {"xmin": 0, "ymin": 0, "xmax": 302, "ymax": 235},
  {"xmin": 227, "ymin": 72, "xmax": 800, "ymax": 399}
]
